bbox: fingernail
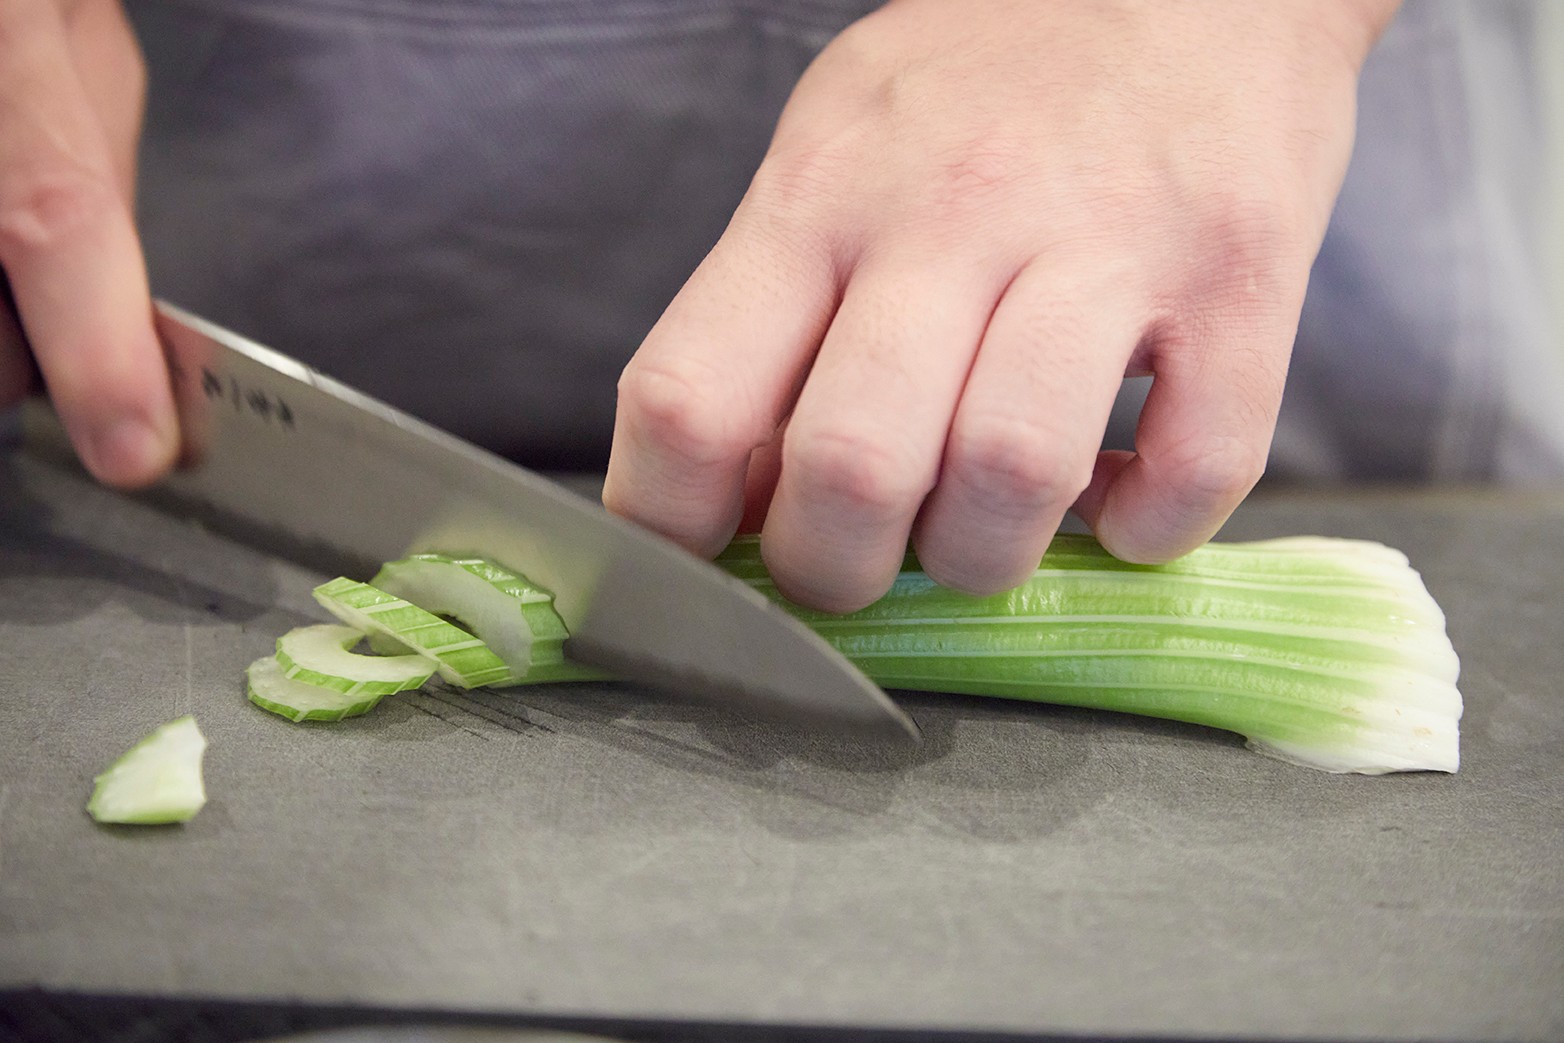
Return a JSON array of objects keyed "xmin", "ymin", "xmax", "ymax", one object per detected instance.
[{"xmin": 88, "ymin": 415, "xmax": 171, "ymax": 486}]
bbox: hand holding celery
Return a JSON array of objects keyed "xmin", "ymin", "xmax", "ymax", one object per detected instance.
[{"xmin": 242, "ymin": 535, "xmax": 1461, "ymax": 775}]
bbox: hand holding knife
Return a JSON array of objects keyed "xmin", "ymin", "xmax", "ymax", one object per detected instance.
[{"xmin": 10, "ymin": 297, "xmax": 918, "ymax": 742}]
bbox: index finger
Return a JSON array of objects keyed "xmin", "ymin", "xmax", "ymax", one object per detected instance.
[
  {"xmin": 603, "ymin": 204, "xmax": 842, "ymax": 557},
  {"xmin": 0, "ymin": 0, "xmax": 174, "ymax": 487}
]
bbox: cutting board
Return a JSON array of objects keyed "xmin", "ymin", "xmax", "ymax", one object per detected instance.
[{"xmin": 1, "ymin": 450, "xmax": 1560, "ymax": 1041}]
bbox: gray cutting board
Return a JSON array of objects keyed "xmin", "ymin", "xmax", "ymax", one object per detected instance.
[{"xmin": 0, "ymin": 451, "xmax": 1560, "ymax": 1040}]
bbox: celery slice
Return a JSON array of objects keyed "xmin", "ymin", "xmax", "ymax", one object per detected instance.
[
  {"xmin": 368, "ymin": 553, "xmax": 573, "ymax": 679},
  {"xmin": 313, "ymin": 577, "xmax": 517, "ymax": 688},
  {"xmin": 713, "ymin": 533, "xmax": 1462, "ymax": 774},
  {"xmin": 86, "ymin": 716, "xmax": 207, "ymax": 824},
  {"xmin": 248, "ymin": 653, "xmax": 390, "ymax": 722},
  {"xmin": 274, "ymin": 622, "xmax": 435, "ymax": 696}
]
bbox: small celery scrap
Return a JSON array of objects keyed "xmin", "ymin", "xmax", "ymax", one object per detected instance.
[{"xmin": 87, "ymin": 715, "xmax": 208, "ymax": 825}]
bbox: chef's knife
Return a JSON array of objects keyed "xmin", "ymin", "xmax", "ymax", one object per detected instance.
[{"xmin": 19, "ymin": 301, "xmax": 918, "ymax": 740}]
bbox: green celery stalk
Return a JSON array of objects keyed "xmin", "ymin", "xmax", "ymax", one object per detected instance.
[
  {"xmin": 712, "ymin": 533, "xmax": 1461, "ymax": 774},
  {"xmin": 289, "ymin": 533, "xmax": 1461, "ymax": 775}
]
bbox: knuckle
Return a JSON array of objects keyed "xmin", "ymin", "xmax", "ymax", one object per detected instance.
[
  {"xmin": 925, "ymin": 137, "xmax": 1028, "ymax": 208},
  {"xmin": 747, "ymin": 142, "xmax": 854, "ymax": 220},
  {"xmin": 0, "ymin": 162, "xmax": 117, "ymax": 257},
  {"xmin": 616, "ymin": 355, "xmax": 759, "ymax": 468},
  {"xmin": 946, "ymin": 415, "xmax": 1093, "ymax": 516},
  {"xmin": 908, "ymin": 135, "xmax": 1032, "ymax": 242},
  {"xmin": 1198, "ymin": 180, "xmax": 1310, "ymax": 285},
  {"xmin": 1214, "ymin": 198, "xmax": 1298, "ymax": 263},
  {"xmin": 784, "ymin": 424, "xmax": 932, "ymax": 522}
]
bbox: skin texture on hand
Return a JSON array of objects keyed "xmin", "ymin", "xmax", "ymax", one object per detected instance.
[
  {"xmin": 604, "ymin": 0, "xmax": 1400, "ymax": 612},
  {"xmin": 0, "ymin": 0, "xmax": 174, "ymax": 487}
]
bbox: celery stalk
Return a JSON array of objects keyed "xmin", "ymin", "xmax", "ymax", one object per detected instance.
[
  {"xmin": 274, "ymin": 531, "xmax": 1462, "ymax": 774},
  {"xmin": 713, "ymin": 534, "xmax": 1462, "ymax": 774}
]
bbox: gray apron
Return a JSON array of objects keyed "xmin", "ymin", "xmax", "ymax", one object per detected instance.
[{"xmin": 128, "ymin": 0, "xmax": 1564, "ymax": 481}]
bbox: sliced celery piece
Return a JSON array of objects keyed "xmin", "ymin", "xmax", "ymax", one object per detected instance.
[
  {"xmin": 274, "ymin": 622, "xmax": 434, "ymax": 696},
  {"xmin": 711, "ymin": 533, "xmax": 1463, "ymax": 775},
  {"xmin": 369, "ymin": 553, "xmax": 576, "ymax": 679},
  {"xmin": 86, "ymin": 715, "xmax": 207, "ymax": 824},
  {"xmin": 313, "ymin": 577, "xmax": 516, "ymax": 688},
  {"xmin": 248, "ymin": 653, "xmax": 392, "ymax": 723}
]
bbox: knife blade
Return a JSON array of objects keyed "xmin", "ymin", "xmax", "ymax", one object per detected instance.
[{"xmin": 20, "ymin": 301, "xmax": 918, "ymax": 741}]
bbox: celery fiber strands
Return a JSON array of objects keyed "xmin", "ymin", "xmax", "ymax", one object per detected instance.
[{"xmin": 715, "ymin": 534, "xmax": 1462, "ymax": 775}]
